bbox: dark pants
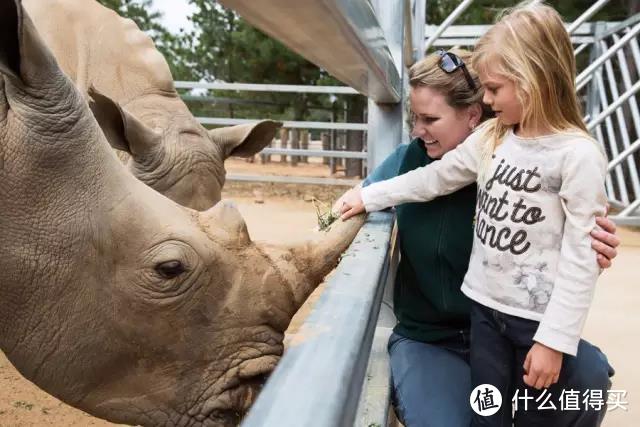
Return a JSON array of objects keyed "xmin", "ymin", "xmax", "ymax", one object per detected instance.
[
  {"xmin": 388, "ymin": 330, "xmax": 472, "ymax": 427},
  {"xmin": 470, "ymin": 301, "xmax": 614, "ymax": 427}
]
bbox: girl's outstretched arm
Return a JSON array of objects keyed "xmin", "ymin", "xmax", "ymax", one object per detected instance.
[{"xmin": 340, "ymin": 131, "xmax": 483, "ymax": 220}]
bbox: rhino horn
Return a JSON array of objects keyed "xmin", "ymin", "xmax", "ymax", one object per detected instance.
[
  {"xmin": 198, "ymin": 199, "xmax": 251, "ymax": 245},
  {"xmin": 277, "ymin": 214, "xmax": 366, "ymax": 310}
]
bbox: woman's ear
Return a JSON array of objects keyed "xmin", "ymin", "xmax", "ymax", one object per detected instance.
[{"xmin": 468, "ymin": 103, "xmax": 483, "ymax": 129}]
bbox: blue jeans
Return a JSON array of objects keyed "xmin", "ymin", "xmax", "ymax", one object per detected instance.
[
  {"xmin": 387, "ymin": 326, "xmax": 613, "ymax": 427},
  {"xmin": 469, "ymin": 301, "xmax": 615, "ymax": 427}
]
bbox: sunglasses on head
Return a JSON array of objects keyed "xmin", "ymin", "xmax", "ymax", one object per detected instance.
[{"xmin": 437, "ymin": 49, "xmax": 477, "ymax": 92}]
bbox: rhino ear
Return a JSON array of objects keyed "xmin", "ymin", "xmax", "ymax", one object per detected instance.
[
  {"xmin": 0, "ymin": 0, "xmax": 60, "ymax": 85},
  {"xmin": 0, "ymin": 0, "xmax": 21, "ymax": 79},
  {"xmin": 208, "ymin": 120, "xmax": 281, "ymax": 158},
  {"xmin": 88, "ymin": 86, "xmax": 162, "ymax": 157}
]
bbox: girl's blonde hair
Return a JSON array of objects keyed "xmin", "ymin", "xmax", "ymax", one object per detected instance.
[
  {"xmin": 471, "ymin": 1, "xmax": 591, "ymax": 183},
  {"xmin": 409, "ymin": 48, "xmax": 493, "ymax": 122}
]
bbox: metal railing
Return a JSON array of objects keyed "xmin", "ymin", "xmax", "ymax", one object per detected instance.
[
  {"xmin": 178, "ymin": 81, "xmax": 369, "ymax": 186},
  {"xmin": 582, "ymin": 15, "xmax": 640, "ymax": 224}
]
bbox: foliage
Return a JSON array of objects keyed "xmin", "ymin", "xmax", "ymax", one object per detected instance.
[
  {"xmin": 180, "ymin": 0, "xmax": 350, "ymax": 121},
  {"xmin": 427, "ymin": 0, "xmax": 633, "ymax": 25}
]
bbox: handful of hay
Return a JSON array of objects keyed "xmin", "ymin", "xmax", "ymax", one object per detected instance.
[{"xmin": 312, "ymin": 198, "xmax": 340, "ymax": 231}]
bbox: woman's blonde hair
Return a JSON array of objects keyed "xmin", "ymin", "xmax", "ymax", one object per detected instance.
[
  {"xmin": 471, "ymin": 1, "xmax": 591, "ymax": 182},
  {"xmin": 409, "ymin": 48, "xmax": 493, "ymax": 122}
]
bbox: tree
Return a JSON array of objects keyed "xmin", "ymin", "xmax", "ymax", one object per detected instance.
[
  {"xmin": 183, "ymin": 1, "xmax": 348, "ymax": 121},
  {"xmin": 426, "ymin": 0, "xmax": 631, "ymax": 25}
]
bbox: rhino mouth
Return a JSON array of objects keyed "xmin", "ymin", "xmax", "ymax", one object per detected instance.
[{"xmin": 203, "ymin": 355, "xmax": 280, "ymax": 423}]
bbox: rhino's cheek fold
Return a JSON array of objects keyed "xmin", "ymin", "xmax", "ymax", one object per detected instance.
[{"xmin": 254, "ymin": 270, "xmax": 295, "ymax": 332}]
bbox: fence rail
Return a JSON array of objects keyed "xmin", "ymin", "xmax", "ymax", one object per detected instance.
[
  {"xmin": 197, "ymin": 117, "xmax": 367, "ymax": 131},
  {"xmin": 583, "ymin": 14, "xmax": 640, "ymax": 223},
  {"xmin": 211, "ymin": 1, "xmax": 408, "ymax": 427},
  {"xmin": 176, "ymin": 81, "xmax": 360, "ymax": 95},
  {"xmin": 226, "ymin": 174, "xmax": 360, "ymax": 186}
]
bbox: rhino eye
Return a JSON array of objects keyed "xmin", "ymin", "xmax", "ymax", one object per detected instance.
[{"xmin": 155, "ymin": 260, "xmax": 186, "ymax": 279}]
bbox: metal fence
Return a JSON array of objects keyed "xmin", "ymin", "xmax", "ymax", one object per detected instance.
[
  {"xmin": 583, "ymin": 15, "xmax": 640, "ymax": 225},
  {"xmin": 177, "ymin": 81, "xmax": 368, "ymax": 186}
]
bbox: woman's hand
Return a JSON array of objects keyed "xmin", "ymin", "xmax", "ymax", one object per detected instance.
[
  {"xmin": 523, "ymin": 342, "xmax": 563, "ymax": 390},
  {"xmin": 339, "ymin": 187, "xmax": 366, "ymax": 220},
  {"xmin": 592, "ymin": 212, "xmax": 620, "ymax": 269}
]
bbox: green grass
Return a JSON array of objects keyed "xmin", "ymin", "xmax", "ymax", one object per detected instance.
[{"xmin": 313, "ymin": 198, "xmax": 340, "ymax": 231}]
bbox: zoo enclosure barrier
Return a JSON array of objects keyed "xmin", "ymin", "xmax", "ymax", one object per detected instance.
[{"xmin": 175, "ymin": 81, "xmax": 367, "ymax": 186}]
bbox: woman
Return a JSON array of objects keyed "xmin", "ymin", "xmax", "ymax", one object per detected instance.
[{"xmin": 335, "ymin": 48, "xmax": 619, "ymax": 427}]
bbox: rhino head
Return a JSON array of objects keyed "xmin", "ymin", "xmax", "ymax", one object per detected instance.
[
  {"xmin": 97, "ymin": 95, "xmax": 281, "ymax": 211},
  {"xmin": 21, "ymin": 0, "xmax": 280, "ymax": 212},
  {"xmin": 0, "ymin": 2, "xmax": 363, "ymax": 425}
]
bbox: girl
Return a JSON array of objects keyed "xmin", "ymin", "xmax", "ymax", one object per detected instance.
[{"xmin": 339, "ymin": 2, "xmax": 608, "ymax": 426}]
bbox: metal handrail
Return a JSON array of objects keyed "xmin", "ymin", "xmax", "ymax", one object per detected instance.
[
  {"xmin": 175, "ymin": 81, "xmax": 361, "ymax": 95},
  {"xmin": 586, "ymin": 79, "xmax": 640, "ymax": 131},
  {"xmin": 198, "ymin": 117, "xmax": 368, "ymax": 131},
  {"xmin": 584, "ymin": 15, "xmax": 640, "ymax": 224},
  {"xmin": 227, "ymin": 174, "xmax": 360, "ymax": 187},
  {"xmin": 567, "ymin": 0, "xmax": 611, "ymax": 34},
  {"xmin": 576, "ymin": 21, "xmax": 640, "ymax": 91},
  {"xmin": 423, "ymin": 0, "xmax": 474, "ymax": 52}
]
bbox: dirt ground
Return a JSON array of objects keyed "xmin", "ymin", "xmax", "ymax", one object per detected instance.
[{"xmin": 1, "ymin": 159, "xmax": 639, "ymax": 426}]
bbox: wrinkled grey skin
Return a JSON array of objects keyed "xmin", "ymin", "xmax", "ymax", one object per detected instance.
[
  {"xmin": 23, "ymin": 0, "xmax": 280, "ymax": 211},
  {"xmin": 0, "ymin": 2, "xmax": 364, "ymax": 425}
]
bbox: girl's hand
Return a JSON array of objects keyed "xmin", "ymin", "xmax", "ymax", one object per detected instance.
[
  {"xmin": 523, "ymin": 343, "xmax": 563, "ymax": 390},
  {"xmin": 592, "ymin": 211, "xmax": 620, "ymax": 269},
  {"xmin": 332, "ymin": 185, "xmax": 361, "ymax": 214},
  {"xmin": 339, "ymin": 187, "xmax": 366, "ymax": 220}
]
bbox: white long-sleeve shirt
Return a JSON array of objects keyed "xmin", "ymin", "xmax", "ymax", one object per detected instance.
[{"xmin": 362, "ymin": 127, "xmax": 607, "ymax": 356}]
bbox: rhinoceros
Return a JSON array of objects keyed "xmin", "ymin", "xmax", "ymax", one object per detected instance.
[
  {"xmin": 0, "ymin": 1, "xmax": 364, "ymax": 425},
  {"xmin": 22, "ymin": 0, "xmax": 279, "ymax": 211}
]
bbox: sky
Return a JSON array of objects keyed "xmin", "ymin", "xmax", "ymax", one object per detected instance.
[{"xmin": 153, "ymin": 0, "xmax": 195, "ymax": 34}]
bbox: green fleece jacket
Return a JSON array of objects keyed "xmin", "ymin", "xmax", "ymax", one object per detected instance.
[{"xmin": 364, "ymin": 138, "xmax": 476, "ymax": 342}]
